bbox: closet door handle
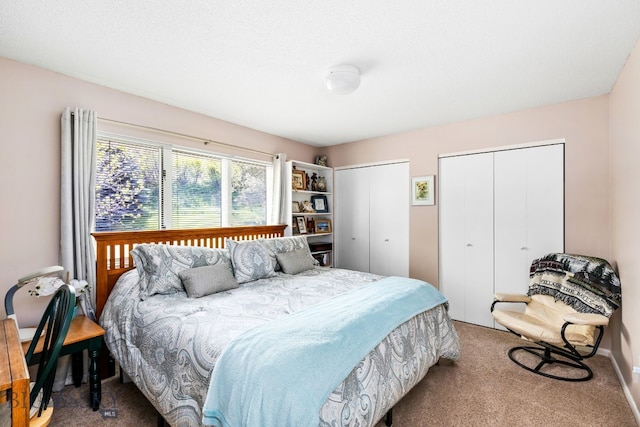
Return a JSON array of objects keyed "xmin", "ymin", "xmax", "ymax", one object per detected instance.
[
  {"xmin": 466, "ymin": 243, "xmax": 473, "ymax": 247},
  {"xmin": 520, "ymin": 246, "xmax": 528, "ymax": 250},
  {"xmin": 352, "ymin": 237, "xmax": 356, "ymax": 240},
  {"xmin": 384, "ymin": 239, "xmax": 389, "ymax": 242}
]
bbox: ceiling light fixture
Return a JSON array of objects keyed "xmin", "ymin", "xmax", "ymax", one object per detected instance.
[{"xmin": 325, "ymin": 64, "xmax": 361, "ymax": 95}]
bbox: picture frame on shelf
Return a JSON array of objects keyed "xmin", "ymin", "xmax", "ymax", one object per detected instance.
[
  {"xmin": 314, "ymin": 218, "xmax": 332, "ymax": 234},
  {"xmin": 411, "ymin": 175, "xmax": 435, "ymax": 206},
  {"xmin": 310, "ymin": 195, "xmax": 328, "ymax": 213},
  {"xmin": 292, "ymin": 169, "xmax": 307, "ymax": 191},
  {"xmin": 296, "ymin": 216, "xmax": 307, "ymax": 234},
  {"xmin": 292, "ymin": 201, "xmax": 301, "ymax": 213}
]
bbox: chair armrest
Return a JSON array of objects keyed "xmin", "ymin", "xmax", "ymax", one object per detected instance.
[
  {"xmin": 562, "ymin": 313, "xmax": 609, "ymax": 326},
  {"xmin": 493, "ymin": 293, "xmax": 531, "ymax": 303}
]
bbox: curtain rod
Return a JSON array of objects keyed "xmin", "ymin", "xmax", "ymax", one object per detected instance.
[{"xmin": 95, "ymin": 116, "xmax": 275, "ymax": 158}]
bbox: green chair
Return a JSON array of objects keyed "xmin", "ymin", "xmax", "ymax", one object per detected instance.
[{"xmin": 24, "ymin": 283, "xmax": 76, "ymax": 425}]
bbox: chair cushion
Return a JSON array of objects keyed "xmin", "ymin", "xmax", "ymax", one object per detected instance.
[{"xmin": 492, "ymin": 295, "xmax": 596, "ymax": 347}]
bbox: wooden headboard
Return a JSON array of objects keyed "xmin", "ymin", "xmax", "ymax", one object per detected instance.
[{"xmin": 91, "ymin": 224, "xmax": 287, "ymax": 319}]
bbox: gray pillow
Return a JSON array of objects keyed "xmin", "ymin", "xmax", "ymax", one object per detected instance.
[
  {"xmin": 260, "ymin": 236, "xmax": 318, "ymax": 270},
  {"xmin": 131, "ymin": 244, "xmax": 232, "ymax": 299},
  {"xmin": 276, "ymin": 248, "xmax": 316, "ymax": 275},
  {"xmin": 178, "ymin": 263, "xmax": 239, "ymax": 298},
  {"xmin": 225, "ymin": 239, "xmax": 277, "ymax": 284}
]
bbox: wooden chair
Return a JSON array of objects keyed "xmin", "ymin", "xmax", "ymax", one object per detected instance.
[{"xmin": 24, "ymin": 284, "xmax": 76, "ymax": 425}]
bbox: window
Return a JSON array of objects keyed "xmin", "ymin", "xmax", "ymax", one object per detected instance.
[
  {"xmin": 95, "ymin": 139, "xmax": 161, "ymax": 231},
  {"xmin": 231, "ymin": 160, "xmax": 268, "ymax": 226},
  {"xmin": 96, "ymin": 135, "xmax": 271, "ymax": 231},
  {"xmin": 171, "ymin": 149, "xmax": 222, "ymax": 229}
]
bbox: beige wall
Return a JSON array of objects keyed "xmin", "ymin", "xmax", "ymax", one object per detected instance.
[
  {"xmin": 0, "ymin": 57, "xmax": 317, "ymax": 326},
  {"xmin": 610, "ymin": 37, "xmax": 640, "ymax": 416},
  {"xmin": 324, "ymin": 96, "xmax": 610, "ymax": 286}
]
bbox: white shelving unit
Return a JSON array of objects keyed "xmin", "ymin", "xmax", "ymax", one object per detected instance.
[{"xmin": 285, "ymin": 160, "xmax": 333, "ymax": 266}]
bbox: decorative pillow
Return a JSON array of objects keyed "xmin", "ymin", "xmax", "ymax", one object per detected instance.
[
  {"xmin": 131, "ymin": 244, "xmax": 232, "ymax": 299},
  {"xmin": 178, "ymin": 263, "xmax": 239, "ymax": 298},
  {"xmin": 276, "ymin": 248, "xmax": 316, "ymax": 275},
  {"xmin": 260, "ymin": 236, "xmax": 317, "ymax": 270},
  {"xmin": 225, "ymin": 239, "xmax": 277, "ymax": 284}
]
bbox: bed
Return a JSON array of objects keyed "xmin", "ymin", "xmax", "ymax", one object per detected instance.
[{"xmin": 94, "ymin": 225, "xmax": 460, "ymax": 427}]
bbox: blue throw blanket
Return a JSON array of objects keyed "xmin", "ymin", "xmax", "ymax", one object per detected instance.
[{"xmin": 202, "ymin": 276, "xmax": 447, "ymax": 427}]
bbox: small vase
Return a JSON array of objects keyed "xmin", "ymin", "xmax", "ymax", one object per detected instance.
[{"xmin": 316, "ymin": 176, "xmax": 327, "ymax": 192}]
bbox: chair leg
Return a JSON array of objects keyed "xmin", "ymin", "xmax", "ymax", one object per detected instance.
[
  {"xmin": 385, "ymin": 408, "xmax": 393, "ymax": 426},
  {"xmin": 508, "ymin": 345, "xmax": 593, "ymax": 381}
]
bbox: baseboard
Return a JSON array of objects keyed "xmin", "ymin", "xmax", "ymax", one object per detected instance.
[{"xmin": 599, "ymin": 348, "xmax": 640, "ymax": 425}]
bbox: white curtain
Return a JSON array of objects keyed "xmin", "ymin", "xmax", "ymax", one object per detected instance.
[
  {"xmin": 60, "ymin": 107, "xmax": 97, "ymax": 304},
  {"xmin": 57, "ymin": 108, "xmax": 97, "ymax": 389},
  {"xmin": 270, "ymin": 153, "xmax": 287, "ymax": 225}
]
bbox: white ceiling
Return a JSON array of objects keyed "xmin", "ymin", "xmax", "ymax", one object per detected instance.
[{"xmin": 2, "ymin": 1, "xmax": 640, "ymax": 147}]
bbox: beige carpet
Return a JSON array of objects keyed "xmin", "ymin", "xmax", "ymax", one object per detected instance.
[{"xmin": 48, "ymin": 321, "xmax": 638, "ymax": 426}]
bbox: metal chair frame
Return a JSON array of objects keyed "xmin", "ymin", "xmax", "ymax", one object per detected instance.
[{"xmin": 491, "ymin": 299, "xmax": 604, "ymax": 382}]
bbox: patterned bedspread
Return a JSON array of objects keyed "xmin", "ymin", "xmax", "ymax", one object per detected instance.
[{"xmin": 100, "ymin": 267, "xmax": 460, "ymax": 427}]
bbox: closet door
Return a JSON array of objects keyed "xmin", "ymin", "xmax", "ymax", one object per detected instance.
[
  {"xmin": 369, "ymin": 162, "xmax": 409, "ymax": 277},
  {"xmin": 335, "ymin": 167, "xmax": 370, "ymax": 272},
  {"xmin": 439, "ymin": 153, "xmax": 494, "ymax": 327},
  {"xmin": 494, "ymin": 145, "xmax": 564, "ymax": 299}
]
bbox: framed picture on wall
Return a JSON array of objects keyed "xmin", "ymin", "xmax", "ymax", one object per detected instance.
[{"xmin": 412, "ymin": 175, "xmax": 435, "ymax": 206}]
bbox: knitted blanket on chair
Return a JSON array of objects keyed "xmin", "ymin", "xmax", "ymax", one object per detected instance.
[{"xmin": 527, "ymin": 253, "xmax": 621, "ymax": 318}]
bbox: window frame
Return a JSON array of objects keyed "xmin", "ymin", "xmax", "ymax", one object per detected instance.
[{"xmin": 96, "ymin": 132, "xmax": 273, "ymax": 230}]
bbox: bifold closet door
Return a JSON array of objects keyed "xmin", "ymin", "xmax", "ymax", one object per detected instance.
[
  {"xmin": 439, "ymin": 153, "xmax": 495, "ymax": 327},
  {"xmin": 335, "ymin": 163, "xmax": 409, "ymax": 276},
  {"xmin": 494, "ymin": 144, "xmax": 564, "ymax": 308},
  {"xmin": 369, "ymin": 162, "xmax": 409, "ymax": 277},
  {"xmin": 335, "ymin": 167, "xmax": 370, "ymax": 272}
]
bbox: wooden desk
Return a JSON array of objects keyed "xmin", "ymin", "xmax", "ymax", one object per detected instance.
[
  {"xmin": 23, "ymin": 315, "xmax": 105, "ymax": 411},
  {"xmin": 0, "ymin": 319, "xmax": 29, "ymax": 426}
]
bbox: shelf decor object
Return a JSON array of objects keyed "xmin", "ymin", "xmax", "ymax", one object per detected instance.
[
  {"xmin": 292, "ymin": 169, "xmax": 307, "ymax": 190},
  {"xmin": 314, "ymin": 219, "xmax": 332, "ymax": 234},
  {"xmin": 296, "ymin": 216, "xmax": 308, "ymax": 234},
  {"xmin": 311, "ymin": 195, "xmax": 329, "ymax": 213}
]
